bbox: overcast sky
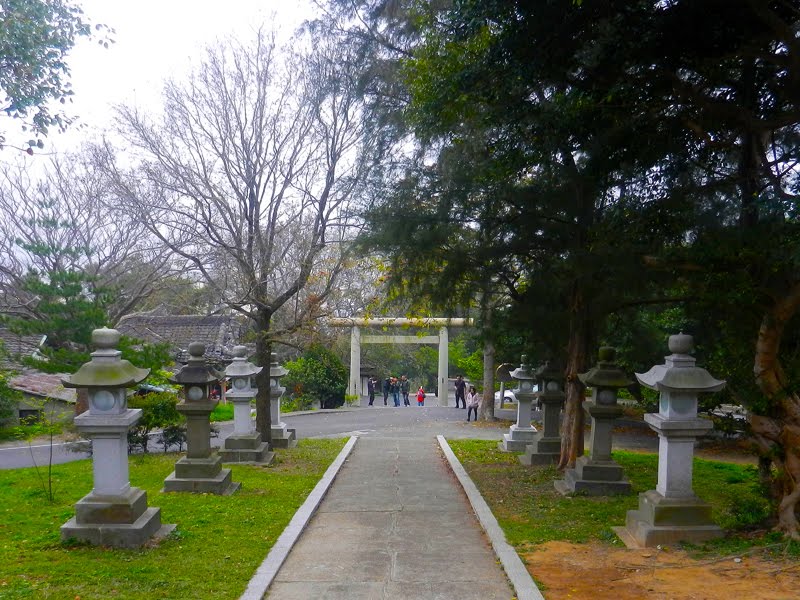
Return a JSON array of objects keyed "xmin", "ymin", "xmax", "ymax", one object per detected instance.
[{"xmin": 40, "ymin": 0, "xmax": 315, "ymax": 154}]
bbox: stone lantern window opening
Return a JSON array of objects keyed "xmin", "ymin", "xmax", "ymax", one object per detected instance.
[{"xmin": 186, "ymin": 385, "xmax": 205, "ymax": 401}]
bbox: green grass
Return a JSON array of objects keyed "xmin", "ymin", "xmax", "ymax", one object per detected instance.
[
  {"xmin": 448, "ymin": 440, "xmax": 786, "ymax": 556},
  {"xmin": 209, "ymin": 402, "xmax": 235, "ymax": 422},
  {"xmin": 0, "ymin": 438, "xmax": 346, "ymax": 599}
]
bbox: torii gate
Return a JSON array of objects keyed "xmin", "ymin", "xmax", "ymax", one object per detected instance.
[{"xmin": 328, "ymin": 317, "xmax": 472, "ymax": 407}]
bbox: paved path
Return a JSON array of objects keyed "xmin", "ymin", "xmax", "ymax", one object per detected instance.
[{"xmin": 266, "ymin": 436, "xmax": 514, "ymax": 599}]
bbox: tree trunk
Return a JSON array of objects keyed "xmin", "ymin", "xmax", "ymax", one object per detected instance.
[
  {"xmin": 480, "ymin": 337, "xmax": 496, "ymax": 421},
  {"xmin": 254, "ymin": 309, "xmax": 273, "ymax": 447},
  {"xmin": 557, "ymin": 286, "xmax": 591, "ymax": 470},
  {"xmin": 752, "ymin": 280, "xmax": 800, "ymax": 539}
]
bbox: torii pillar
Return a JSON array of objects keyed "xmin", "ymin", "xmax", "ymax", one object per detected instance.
[
  {"xmin": 349, "ymin": 325, "xmax": 361, "ymax": 400},
  {"xmin": 437, "ymin": 326, "xmax": 449, "ymax": 407}
]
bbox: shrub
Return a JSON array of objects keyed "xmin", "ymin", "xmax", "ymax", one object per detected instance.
[
  {"xmin": 283, "ymin": 344, "xmax": 347, "ymax": 409},
  {"xmin": 127, "ymin": 391, "xmax": 183, "ymax": 454}
]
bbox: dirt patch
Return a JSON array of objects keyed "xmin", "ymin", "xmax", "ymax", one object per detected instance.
[{"xmin": 525, "ymin": 541, "xmax": 799, "ymax": 599}]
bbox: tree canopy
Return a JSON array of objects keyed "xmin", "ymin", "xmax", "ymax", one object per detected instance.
[{"xmin": 0, "ymin": 0, "xmax": 109, "ymax": 151}]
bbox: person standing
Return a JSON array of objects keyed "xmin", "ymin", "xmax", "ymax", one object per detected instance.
[
  {"xmin": 382, "ymin": 377, "xmax": 390, "ymax": 406},
  {"xmin": 417, "ymin": 386, "xmax": 425, "ymax": 406},
  {"xmin": 400, "ymin": 375, "xmax": 411, "ymax": 406},
  {"xmin": 391, "ymin": 377, "xmax": 401, "ymax": 407},
  {"xmin": 367, "ymin": 377, "xmax": 376, "ymax": 406},
  {"xmin": 466, "ymin": 385, "xmax": 480, "ymax": 422},
  {"xmin": 454, "ymin": 375, "xmax": 467, "ymax": 409}
]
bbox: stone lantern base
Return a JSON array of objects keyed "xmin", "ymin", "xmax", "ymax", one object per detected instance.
[
  {"xmin": 519, "ymin": 434, "xmax": 561, "ymax": 465},
  {"xmin": 499, "ymin": 425, "xmax": 538, "ymax": 452},
  {"xmin": 220, "ymin": 432, "xmax": 275, "ymax": 463},
  {"xmin": 61, "ymin": 487, "xmax": 175, "ymax": 548},
  {"xmin": 163, "ymin": 455, "xmax": 241, "ymax": 495},
  {"xmin": 616, "ymin": 489, "xmax": 723, "ymax": 547},
  {"xmin": 555, "ymin": 455, "xmax": 632, "ymax": 496},
  {"xmin": 270, "ymin": 424, "xmax": 297, "ymax": 448}
]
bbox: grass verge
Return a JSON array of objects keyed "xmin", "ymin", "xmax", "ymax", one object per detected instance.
[
  {"xmin": 448, "ymin": 440, "xmax": 794, "ymax": 557},
  {"xmin": 0, "ymin": 438, "xmax": 346, "ymax": 599}
]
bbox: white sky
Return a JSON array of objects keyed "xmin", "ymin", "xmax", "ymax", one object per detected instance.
[{"xmin": 35, "ymin": 0, "xmax": 316, "ymax": 154}]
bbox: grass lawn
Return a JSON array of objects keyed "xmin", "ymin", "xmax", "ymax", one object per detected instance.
[
  {"xmin": 210, "ymin": 402, "xmax": 235, "ymax": 422},
  {"xmin": 447, "ymin": 440, "xmax": 792, "ymax": 557},
  {"xmin": 0, "ymin": 438, "xmax": 346, "ymax": 599}
]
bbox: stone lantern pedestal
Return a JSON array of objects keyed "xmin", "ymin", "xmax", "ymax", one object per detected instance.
[
  {"xmin": 500, "ymin": 357, "xmax": 538, "ymax": 452},
  {"xmin": 520, "ymin": 362, "xmax": 564, "ymax": 466},
  {"xmin": 219, "ymin": 346, "xmax": 273, "ymax": 464},
  {"xmin": 269, "ymin": 354, "xmax": 296, "ymax": 448},
  {"xmin": 164, "ymin": 342, "xmax": 240, "ymax": 495},
  {"xmin": 556, "ymin": 347, "xmax": 632, "ymax": 496},
  {"xmin": 60, "ymin": 328, "xmax": 174, "ymax": 547},
  {"xmin": 617, "ymin": 334, "xmax": 725, "ymax": 547}
]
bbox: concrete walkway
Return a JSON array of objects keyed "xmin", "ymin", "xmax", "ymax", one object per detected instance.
[{"xmin": 265, "ymin": 436, "xmax": 516, "ymax": 599}]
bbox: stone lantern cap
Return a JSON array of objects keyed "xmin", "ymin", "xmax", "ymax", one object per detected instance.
[
  {"xmin": 269, "ymin": 353, "xmax": 288, "ymax": 379},
  {"xmin": 636, "ymin": 333, "xmax": 725, "ymax": 393},
  {"xmin": 225, "ymin": 346, "xmax": 262, "ymax": 378},
  {"xmin": 510, "ymin": 355, "xmax": 538, "ymax": 397},
  {"xmin": 578, "ymin": 346, "xmax": 633, "ymax": 389},
  {"xmin": 62, "ymin": 328, "xmax": 149, "ymax": 389},
  {"xmin": 510, "ymin": 355, "xmax": 535, "ymax": 383},
  {"xmin": 534, "ymin": 360, "xmax": 562, "ymax": 383},
  {"xmin": 169, "ymin": 342, "xmax": 223, "ymax": 385}
]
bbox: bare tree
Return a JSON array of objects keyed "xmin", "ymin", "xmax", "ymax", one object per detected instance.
[
  {"xmin": 0, "ymin": 154, "xmax": 177, "ymax": 325},
  {"xmin": 98, "ymin": 28, "xmax": 372, "ymax": 441}
]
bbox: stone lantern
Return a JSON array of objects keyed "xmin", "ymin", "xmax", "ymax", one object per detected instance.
[
  {"xmin": 520, "ymin": 361, "xmax": 564, "ymax": 466},
  {"xmin": 499, "ymin": 355, "xmax": 538, "ymax": 452},
  {"xmin": 163, "ymin": 342, "xmax": 240, "ymax": 495},
  {"xmin": 219, "ymin": 346, "xmax": 273, "ymax": 464},
  {"xmin": 555, "ymin": 346, "xmax": 633, "ymax": 495},
  {"xmin": 618, "ymin": 333, "xmax": 725, "ymax": 547},
  {"xmin": 60, "ymin": 328, "xmax": 174, "ymax": 547},
  {"xmin": 269, "ymin": 353, "xmax": 296, "ymax": 448}
]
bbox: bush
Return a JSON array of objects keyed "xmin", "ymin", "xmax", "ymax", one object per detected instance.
[
  {"xmin": 283, "ymin": 344, "xmax": 347, "ymax": 409},
  {"xmin": 127, "ymin": 391, "xmax": 183, "ymax": 454},
  {"xmin": 281, "ymin": 394, "xmax": 314, "ymax": 413},
  {"xmin": 157, "ymin": 424, "xmax": 187, "ymax": 452}
]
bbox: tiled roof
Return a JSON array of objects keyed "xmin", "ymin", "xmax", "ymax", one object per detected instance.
[
  {"xmin": 116, "ymin": 312, "xmax": 246, "ymax": 362},
  {"xmin": 0, "ymin": 327, "xmax": 45, "ymax": 357},
  {"xmin": 10, "ymin": 371, "xmax": 76, "ymax": 403}
]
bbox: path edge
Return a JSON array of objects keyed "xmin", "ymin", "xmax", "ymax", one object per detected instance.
[
  {"xmin": 240, "ymin": 435, "xmax": 359, "ymax": 600},
  {"xmin": 437, "ymin": 435, "xmax": 545, "ymax": 600}
]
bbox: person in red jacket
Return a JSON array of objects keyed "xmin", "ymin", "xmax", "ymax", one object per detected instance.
[{"xmin": 417, "ymin": 386, "xmax": 425, "ymax": 406}]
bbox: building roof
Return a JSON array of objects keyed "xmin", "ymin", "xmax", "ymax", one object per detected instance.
[
  {"xmin": 116, "ymin": 312, "xmax": 246, "ymax": 363},
  {"xmin": 0, "ymin": 328, "xmax": 45, "ymax": 357},
  {"xmin": 10, "ymin": 371, "xmax": 76, "ymax": 404}
]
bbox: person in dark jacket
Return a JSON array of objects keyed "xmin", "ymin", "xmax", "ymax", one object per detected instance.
[
  {"xmin": 454, "ymin": 375, "xmax": 467, "ymax": 409},
  {"xmin": 400, "ymin": 375, "xmax": 411, "ymax": 406},
  {"xmin": 382, "ymin": 377, "xmax": 390, "ymax": 406}
]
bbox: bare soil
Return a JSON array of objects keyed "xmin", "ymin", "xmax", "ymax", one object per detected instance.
[{"xmin": 524, "ymin": 541, "xmax": 799, "ymax": 600}]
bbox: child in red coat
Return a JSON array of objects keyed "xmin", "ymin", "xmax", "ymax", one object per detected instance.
[{"xmin": 417, "ymin": 386, "xmax": 425, "ymax": 406}]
